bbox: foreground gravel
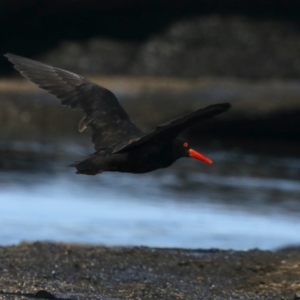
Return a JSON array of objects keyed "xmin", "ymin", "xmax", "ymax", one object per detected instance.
[{"xmin": 0, "ymin": 242, "xmax": 299, "ymax": 299}]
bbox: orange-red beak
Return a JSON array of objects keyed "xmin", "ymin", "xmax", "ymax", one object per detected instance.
[{"xmin": 188, "ymin": 149, "xmax": 213, "ymax": 164}]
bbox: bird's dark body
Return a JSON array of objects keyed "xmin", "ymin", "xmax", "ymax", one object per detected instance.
[
  {"xmin": 76, "ymin": 140, "xmax": 183, "ymax": 174},
  {"xmin": 5, "ymin": 53, "xmax": 231, "ymax": 175}
]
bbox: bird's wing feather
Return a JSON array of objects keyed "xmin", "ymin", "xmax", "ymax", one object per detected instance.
[
  {"xmin": 5, "ymin": 53, "xmax": 142, "ymax": 150},
  {"xmin": 113, "ymin": 103, "xmax": 231, "ymax": 153}
]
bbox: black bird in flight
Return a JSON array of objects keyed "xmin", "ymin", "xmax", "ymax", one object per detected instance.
[{"xmin": 5, "ymin": 54, "xmax": 231, "ymax": 175}]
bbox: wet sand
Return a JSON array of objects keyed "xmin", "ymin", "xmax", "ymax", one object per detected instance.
[{"xmin": 0, "ymin": 242, "xmax": 299, "ymax": 299}]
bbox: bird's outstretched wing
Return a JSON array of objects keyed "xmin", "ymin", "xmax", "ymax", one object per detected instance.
[
  {"xmin": 114, "ymin": 103, "xmax": 231, "ymax": 153},
  {"xmin": 5, "ymin": 54, "xmax": 142, "ymax": 150}
]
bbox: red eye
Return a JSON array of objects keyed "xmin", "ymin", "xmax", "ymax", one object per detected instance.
[{"xmin": 183, "ymin": 142, "xmax": 189, "ymax": 148}]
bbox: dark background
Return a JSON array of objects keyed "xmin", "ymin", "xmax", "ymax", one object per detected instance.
[
  {"xmin": 1, "ymin": 0, "xmax": 300, "ymax": 253},
  {"xmin": 1, "ymin": 0, "xmax": 300, "ymax": 143},
  {"xmin": 2, "ymin": 0, "xmax": 300, "ymax": 78}
]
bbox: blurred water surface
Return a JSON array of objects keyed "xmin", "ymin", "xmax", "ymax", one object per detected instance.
[
  {"xmin": 1, "ymin": 142, "xmax": 300, "ymax": 250},
  {"xmin": 1, "ymin": 79, "xmax": 300, "ymax": 250}
]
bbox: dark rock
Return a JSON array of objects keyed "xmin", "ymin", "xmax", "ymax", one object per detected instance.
[
  {"xmin": 38, "ymin": 16, "xmax": 300, "ymax": 79},
  {"xmin": 35, "ymin": 290, "xmax": 56, "ymax": 299},
  {"xmin": 41, "ymin": 38, "xmax": 139, "ymax": 75},
  {"xmin": 131, "ymin": 16, "xmax": 300, "ymax": 79},
  {"xmin": 2, "ymin": 0, "xmax": 300, "ymax": 78},
  {"xmin": 295, "ymin": 291, "xmax": 300, "ymax": 300}
]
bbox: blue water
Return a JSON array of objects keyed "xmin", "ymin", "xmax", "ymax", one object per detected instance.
[{"xmin": 1, "ymin": 146, "xmax": 300, "ymax": 250}]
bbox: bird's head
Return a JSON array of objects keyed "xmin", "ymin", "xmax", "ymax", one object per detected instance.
[{"xmin": 173, "ymin": 139, "xmax": 213, "ymax": 164}]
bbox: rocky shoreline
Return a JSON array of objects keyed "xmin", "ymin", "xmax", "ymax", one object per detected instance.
[
  {"xmin": 3, "ymin": 13, "xmax": 300, "ymax": 80},
  {"xmin": 39, "ymin": 16, "xmax": 300, "ymax": 80},
  {"xmin": 0, "ymin": 242, "xmax": 299, "ymax": 299},
  {"xmin": 1, "ymin": 77, "xmax": 300, "ymax": 143}
]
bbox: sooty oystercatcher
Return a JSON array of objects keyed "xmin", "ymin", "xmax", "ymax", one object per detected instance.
[{"xmin": 5, "ymin": 54, "xmax": 231, "ymax": 175}]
